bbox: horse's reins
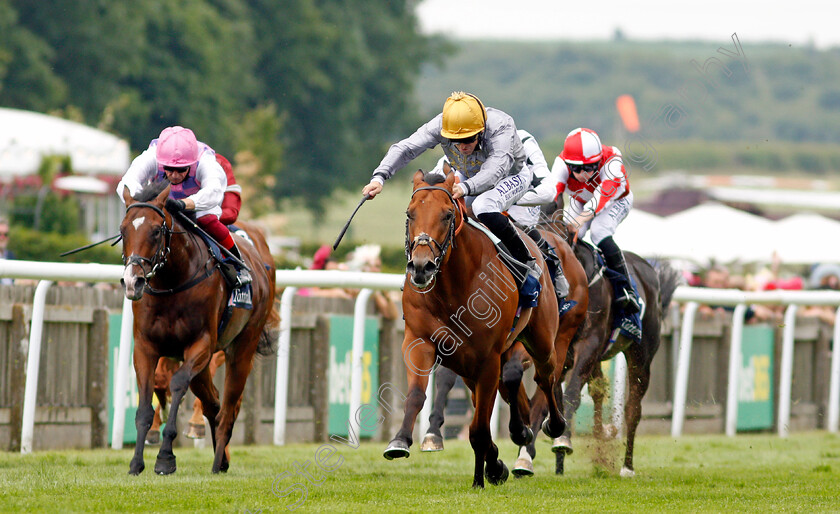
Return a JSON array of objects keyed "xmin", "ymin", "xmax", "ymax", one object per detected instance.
[
  {"xmin": 124, "ymin": 202, "xmax": 216, "ymax": 296},
  {"xmin": 404, "ymin": 185, "xmax": 465, "ymax": 285}
]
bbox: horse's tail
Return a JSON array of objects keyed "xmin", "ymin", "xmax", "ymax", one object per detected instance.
[
  {"xmin": 257, "ymin": 300, "xmax": 280, "ymax": 357},
  {"xmin": 651, "ymin": 259, "xmax": 683, "ymax": 312}
]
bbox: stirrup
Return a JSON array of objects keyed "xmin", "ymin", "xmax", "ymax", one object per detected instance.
[
  {"xmin": 615, "ymin": 288, "xmax": 640, "ymax": 313},
  {"xmin": 234, "ymin": 269, "xmax": 252, "ymax": 289},
  {"xmin": 554, "ymin": 271, "xmax": 569, "ymax": 298},
  {"xmin": 526, "ymin": 259, "xmax": 542, "ymax": 280}
]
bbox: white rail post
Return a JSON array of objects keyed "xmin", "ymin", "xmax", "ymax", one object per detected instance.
[
  {"xmin": 671, "ymin": 301, "xmax": 698, "ymax": 437},
  {"xmin": 21, "ymin": 280, "xmax": 53, "ymax": 454},
  {"xmin": 273, "ymin": 286, "xmax": 297, "ymax": 446},
  {"xmin": 828, "ymin": 307, "xmax": 840, "ymax": 433},
  {"xmin": 725, "ymin": 303, "xmax": 748, "ymax": 437},
  {"xmin": 349, "ymin": 289, "xmax": 373, "ymax": 439},
  {"xmin": 490, "ymin": 391, "xmax": 501, "ymax": 440},
  {"xmin": 777, "ymin": 304, "xmax": 798, "ymax": 438},
  {"xmin": 110, "ymin": 296, "xmax": 135, "ymax": 449}
]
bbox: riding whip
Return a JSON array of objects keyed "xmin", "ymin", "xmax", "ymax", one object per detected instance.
[
  {"xmin": 60, "ymin": 234, "xmax": 122, "ymax": 257},
  {"xmin": 333, "ymin": 194, "xmax": 370, "ymax": 250}
]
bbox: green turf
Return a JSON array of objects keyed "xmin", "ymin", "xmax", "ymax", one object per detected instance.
[{"xmin": 1, "ymin": 433, "xmax": 838, "ymax": 512}]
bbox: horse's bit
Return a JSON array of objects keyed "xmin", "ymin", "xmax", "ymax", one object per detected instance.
[{"xmin": 404, "ymin": 186, "xmax": 461, "ymax": 281}]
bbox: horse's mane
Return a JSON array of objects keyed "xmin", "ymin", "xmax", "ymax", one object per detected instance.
[
  {"xmin": 134, "ymin": 179, "xmax": 171, "ymax": 202},
  {"xmin": 422, "ymin": 172, "xmax": 447, "ymax": 187}
]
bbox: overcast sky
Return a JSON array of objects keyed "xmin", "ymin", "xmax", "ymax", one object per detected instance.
[{"xmin": 416, "ymin": 0, "xmax": 838, "ymax": 49}]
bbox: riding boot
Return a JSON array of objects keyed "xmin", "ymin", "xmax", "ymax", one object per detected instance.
[
  {"xmin": 527, "ymin": 228, "xmax": 569, "ymax": 299},
  {"xmin": 221, "ymin": 242, "xmax": 252, "ymax": 289},
  {"xmin": 597, "ymin": 236, "xmax": 640, "ymax": 314},
  {"xmin": 478, "ymin": 212, "xmax": 540, "ymax": 283}
]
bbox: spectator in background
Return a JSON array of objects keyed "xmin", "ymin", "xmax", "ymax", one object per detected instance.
[
  {"xmin": 699, "ymin": 265, "xmax": 778, "ymax": 323},
  {"xmin": 346, "ymin": 244, "xmax": 399, "ymax": 321},
  {"xmin": 299, "ymin": 244, "xmax": 351, "ymax": 298},
  {"xmin": 0, "ymin": 218, "xmax": 14, "ymax": 285},
  {"xmin": 800, "ymin": 264, "xmax": 840, "ymax": 326}
]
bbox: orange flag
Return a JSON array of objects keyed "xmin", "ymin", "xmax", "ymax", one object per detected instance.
[{"xmin": 616, "ymin": 94, "xmax": 640, "ymax": 133}]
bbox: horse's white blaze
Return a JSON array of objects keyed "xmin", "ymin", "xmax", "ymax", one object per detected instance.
[
  {"xmin": 132, "ymin": 216, "xmax": 145, "ymax": 230},
  {"xmin": 122, "ymin": 265, "xmax": 141, "ymax": 297}
]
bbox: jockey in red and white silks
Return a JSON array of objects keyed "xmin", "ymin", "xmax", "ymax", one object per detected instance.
[{"xmin": 552, "ymin": 127, "xmax": 639, "ymax": 313}]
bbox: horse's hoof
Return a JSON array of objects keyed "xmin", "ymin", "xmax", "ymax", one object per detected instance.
[
  {"xmin": 620, "ymin": 466, "xmax": 635, "ymax": 478},
  {"xmin": 510, "ymin": 426, "xmax": 534, "ymax": 447},
  {"xmin": 383, "ymin": 439, "xmax": 410, "ymax": 460},
  {"xmin": 128, "ymin": 461, "xmax": 145, "ymax": 476},
  {"xmin": 512, "ymin": 457, "xmax": 534, "ymax": 478},
  {"xmin": 154, "ymin": 455, "xmax": 177, "ymax": 475},
  {"xmin": 485, "ymin": 460, "xmax": 509, "ymax": 486},
  {"xmin": 541, "ymin": 417, "xmax": 564, "ymax": 438},
  {"xmin": 420, "ymin": 433, "xmax": 444, "ymax": 452},
  {"xmin": 145, "ymin": 430, "xmax": 160, "ymax": 445},
  {"xmin": 185, "ymin": 422, "xmax": 205, "ymax": 439},
  {"xmin": 552, "ymin": 435, "xmax": 573, "ymax": 454}
]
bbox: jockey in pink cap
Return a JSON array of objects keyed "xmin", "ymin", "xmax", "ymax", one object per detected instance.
[{"xmin": 116, "ymin": 126, "xmax": 251, "ymax": 289}]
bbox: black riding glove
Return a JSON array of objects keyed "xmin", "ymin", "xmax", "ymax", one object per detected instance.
[{"xmin": 165, "ymin": 198, "xmax": 186, "ymax": 213}]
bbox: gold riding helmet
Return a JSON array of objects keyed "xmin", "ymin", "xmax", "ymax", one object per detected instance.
[{"xmin": 440, "ymin": 92, "xmax": 487, "ymax": 140}]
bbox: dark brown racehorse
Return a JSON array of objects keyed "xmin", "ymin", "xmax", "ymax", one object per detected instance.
[
  {"xmin": 383, "ymin": 170, "xmax": 567, "ymax": 488},
  {"xmin": 120, "ymin": 181, "xmax": 279, "ymax": 475},
  {"xmin": 540, "ymin": 200, "xmax": 681, "ymax": 477}
]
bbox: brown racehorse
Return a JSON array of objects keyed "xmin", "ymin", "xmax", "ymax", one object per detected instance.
[
  {"xmin": 120, "ymin": 182, "xmax": 279, "ymax": 475},
  {"xmin": 419, "ymin": 224, "xmax": 590, "ymax": 478},
  {"xmin": 383, "ymin": 170, "xmax": 568, "ymax": 488}
]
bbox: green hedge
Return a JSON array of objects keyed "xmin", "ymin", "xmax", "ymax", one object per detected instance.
[{"xmin": 9, "ymin": 227, "xmax": 123, "ymax": 264}]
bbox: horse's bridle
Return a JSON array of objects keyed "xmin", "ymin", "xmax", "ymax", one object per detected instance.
[
  {"xmin": 124, "ymin": 202, "xmax": 173, "ymax": 280},
  {"xmin": 404, "ymin": 186, "xmax": 463, "ymax": 280}
]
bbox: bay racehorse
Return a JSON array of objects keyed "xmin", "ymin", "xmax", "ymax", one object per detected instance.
[
  {"xmin": 120, "ymin": 181, "xmax": 279, "ymax": 475},
  {"xmin": 539, "ymin": 200, "xmax": 681, "ymax": 477},
  {"xmin": 383, "ymin": 170, "xmax": 568, "ymax": 488},
  {"xmin": 420, "ymin": 221, "xmax": 590, "ymax": 478}
]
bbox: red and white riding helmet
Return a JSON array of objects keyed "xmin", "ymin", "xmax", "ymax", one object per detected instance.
[
  {"xmin": 156, "ymin": 126, "xmax": 199, "ymax": 168},
  {"xmin": 559, "ymin": 128, "xmax": 602, "ymax": 165}
]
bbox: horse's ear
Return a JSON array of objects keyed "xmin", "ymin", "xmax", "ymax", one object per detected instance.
[
  {"xmin": 412, "ymin": 169, "xmax": 426, "ymax": 190},
  {"xmin": 154, "ymin": 185, "xmax": 171, "ymax": 206},
  {"xmin": 122, "ymin": 186, "xmax": 135, "ymax": 207},
  {"xmin": 443, "ymin": 161, "xmax": 452, "ymax": 175},
  {"xmin": 444, "ymin": 171, "xmax": 456, "ymax": 191}
]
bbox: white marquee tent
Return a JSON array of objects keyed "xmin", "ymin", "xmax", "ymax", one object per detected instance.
[
  {"xmin": 601, "ymin": 203, "xmax": 840, "ymax": 266},
  {"xmin": 0, "ymin": 107, "xmax": 130, "ymax": 178}
]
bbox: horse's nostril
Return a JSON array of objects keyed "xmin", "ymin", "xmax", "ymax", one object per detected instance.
[{"xmin": 423, "ymin": 261, "xmax": 436, "ymax": 274}]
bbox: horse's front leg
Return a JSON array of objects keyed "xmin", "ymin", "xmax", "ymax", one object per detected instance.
[
  {"xmin": 471, "ymin": 360, "xmax": 507, "ymax": 489},
  {"xmin": 129, "ymin": 340, "xmax": 159, "ymax": 475},
  {"xmin": 155, "ymin": 338, "xmax": 212, "ymax": 475},
  {"xmin": 421, "ymin": 365, "xmax": 458, "ymax": 452},
  {"xmin": 384, "ymin": 333, "xmax": 436, "ymax": 460}
]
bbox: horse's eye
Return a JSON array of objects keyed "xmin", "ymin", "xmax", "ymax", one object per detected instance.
[
  {"xmin": 406, "ymin": 210, "xmax": 414, "ymax": 220},
  {"xmin": 443, "ymin": 211, "xmax": 454, "ymax": 221},
  {"xmin": 152, "ymin": 227, "xmax": 162, "ymax": 238}
]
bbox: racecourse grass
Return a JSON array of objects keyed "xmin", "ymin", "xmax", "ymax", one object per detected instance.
[{"xmin": 1, "ymin": 432, "xmax": 839, "ymax": 513}]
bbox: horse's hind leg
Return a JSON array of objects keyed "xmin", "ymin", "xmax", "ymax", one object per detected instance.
[
  {"xmin": 189, "ymin": 365, "xmax": 220, "ymax": 447},
  {"xmin": 501, "ymin": 345, "xmax": 532, "ymax": 448},
  {"xmin": 620, "ymin": 350, "xmax": 653, "ymax": 478},
  {"xmin": 421, "ymin": 366, "xmax": 457, "ymax": 452},
  {"xmin": 213, "ymin": 348, "xmax": 255, "ymax": 473},
  {"xmin": 129, "ymin": 342, "xmax": 159, "ymax": 476}
]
